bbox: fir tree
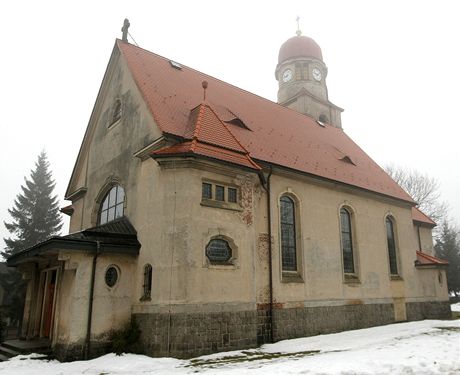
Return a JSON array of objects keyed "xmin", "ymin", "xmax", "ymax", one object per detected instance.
[
  {"xmin": 3, "ymin": 151, "xmax": 63, "ymax": 258},
  {"xmin": 435, "ymin": 221, "xmax": 460, "ymax": 296}
]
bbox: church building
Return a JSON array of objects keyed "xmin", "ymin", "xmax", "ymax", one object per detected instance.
[{"xmin": 7, "ymin": 22, "xmax": 450, "ymax": 360}]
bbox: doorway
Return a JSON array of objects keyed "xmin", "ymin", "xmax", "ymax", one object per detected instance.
[{"xmin": 38, "ymin": 268, "xmax": 59, "ymax": 338}]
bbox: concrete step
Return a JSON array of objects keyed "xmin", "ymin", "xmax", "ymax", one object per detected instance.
[
  {"xmin": 0, "ymin": 345, "xmax": 20, "ymax": 358},
  {"xmin": 2, "ymin": 339, "xmax": 51, "ymax": 354}
]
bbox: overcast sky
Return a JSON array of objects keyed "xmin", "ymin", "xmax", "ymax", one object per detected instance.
[{"xmin": 1, "ymin": 0, "xmax": 459, "ymax": 244}]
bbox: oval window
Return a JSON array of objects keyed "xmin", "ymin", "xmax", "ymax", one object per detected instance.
[
  {"xmin": 105, "ymin": 266, "xmax": 119, "ymax": 287},
  {"xmin": 206, "ymin": 239, "xmax": 232, "ymax": 263}
]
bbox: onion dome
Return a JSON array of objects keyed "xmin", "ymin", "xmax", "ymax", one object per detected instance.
[{"xmin": 278, "ymin": 35, "xmax": 323, "ymax": 64}]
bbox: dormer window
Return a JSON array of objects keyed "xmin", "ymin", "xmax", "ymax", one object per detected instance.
[{"xmin": 99, "ymin": 185, "xmax": 125, "ymax": 225}]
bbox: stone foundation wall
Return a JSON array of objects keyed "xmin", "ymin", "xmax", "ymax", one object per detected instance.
[
  {"xmin": 273, "ymin": 303, "xmax": 394, "ymax": 341},
  {"xmin": 53, "ymin": 340, "xmax": 110, "ymax": 362},
  {"xmin": 134, "ymin": 310, "xmax": 260, "ymax": 358},
  {"xmin": 406, "ymin": 301, "xmax": 451, "ymax": 321},
  {"xmin": 53, "ymin": 301, "xmax": 451, "ymax": 360},
  {"xmin": 134, "ymin": 303, "xmax": 396, "ymax": 358}
]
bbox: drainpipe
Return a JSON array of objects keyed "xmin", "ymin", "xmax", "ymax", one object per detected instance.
[
  {"xmin": 85, "ymin": 240, "xmax": 100, "ymax": 360},
  {"xmin": 259, "ymin": 166, "xmax": 273, "ymax": 343},
  {"xmin": 416, "ymin": 225, "xmax": 422, "ymax": 251}
]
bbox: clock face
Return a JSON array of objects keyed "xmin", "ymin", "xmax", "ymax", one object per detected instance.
[
  {"xmin": 282, "ymin": 69, "xmax": 293, "ymax": 82},
  {"xmin": 312, "ymin": 68, "xmax": 322, "ymax": 81}
]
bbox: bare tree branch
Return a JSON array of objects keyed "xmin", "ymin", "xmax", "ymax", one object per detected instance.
[{"xmin": 384, "ymin": 164, "xmax": 449, "ymax": 224}]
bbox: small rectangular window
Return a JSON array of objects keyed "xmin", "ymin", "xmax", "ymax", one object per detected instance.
[
  {"xmin": 215, "ymin": 185, "xmax": 225, "ymax": 201},
  {"xmin": 228, "ymin": 188, "xmax": 237, "ymax": 203},
  {"xmin": 202, "ymin": 183, "xmax": 212, "ymax": 199}
]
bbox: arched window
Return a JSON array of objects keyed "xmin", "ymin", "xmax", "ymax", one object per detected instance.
[
  {"xmin": 142, "ymin": 264, "xmax": 152, "ymax": 300},
  {"xmin": 280, "ymin": 195, "xmax": 297, "ymax": 271},
  {"xmin": 386, "ymin": 216, "xmax": 398, "ymax": 275},
  {"xmin": 99, "ymin": 185, "xmax": 125, "ymax": 225},
  {"xmin": 340, "ymin": 208, "xmax": 355, "ymax": 274}
]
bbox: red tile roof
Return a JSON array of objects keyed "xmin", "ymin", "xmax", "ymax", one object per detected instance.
[
  {"xmin": 415, "ymin": 251, "xmax": 448, "ymax": 267},
  {"xmin": 118, "ymin": 40, "xmax": 414, "ymax": 203},
  {"xmin": 153, "ymin": 103, "xmax": 261, "ymax": 170},
  {"xmin": 185, "ymin": 103, "xmax": 249, "ymax": 154},
  {"xmin": 153, "ymin": 141, "xmax": 261, "ymax": 170},
  {"xmin": 412, "ymin": 207, "xmax": 436, "ymax": 227}
]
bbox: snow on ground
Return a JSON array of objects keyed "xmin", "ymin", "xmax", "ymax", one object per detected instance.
[
  {"xmin": 451, "ymin": 302, "xmax": 460, "ymax": 312},
  {"xmin": 1, "ymin": 318, "xmax": 459, "ymax": 375}
]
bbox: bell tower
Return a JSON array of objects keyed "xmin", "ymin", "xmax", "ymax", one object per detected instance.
[{"xmin": 275, "ymin": 23, "xmax": 343, "ymax": 128}]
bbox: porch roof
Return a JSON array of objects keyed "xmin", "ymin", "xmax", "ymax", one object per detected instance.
[
  {"xmin": 415, "ymin": 251, "xmax": 448, "ymax": 268},
  {"xmin": 6, "ymin": 217, "xmax": 141, "ymax": 266}
]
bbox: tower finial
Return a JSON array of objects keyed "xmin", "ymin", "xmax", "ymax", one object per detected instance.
[
  {"xmin": 121, "ymin": 18, "xmax": 130, "ymax": 42},
  {"xmin": 296, "ymin": 16, "xmax": 302, "ymax": 36},
  {"xmin": 202, "ymin": 81, "xmax": 208, "ymax": 101}
]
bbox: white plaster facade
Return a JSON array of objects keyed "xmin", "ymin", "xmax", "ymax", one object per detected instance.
[{"xmin": 9, "ymin": 35, "xmax": 450, "ymax": 360}]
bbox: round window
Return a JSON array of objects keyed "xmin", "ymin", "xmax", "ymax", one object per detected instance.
[{"xmin": 105, "ymin": 266, "xmax": 119, "ymax": 287}]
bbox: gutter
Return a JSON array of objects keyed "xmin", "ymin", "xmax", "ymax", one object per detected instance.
[
  {"xmin": 259, "ymin": 166, "xmax": 274, "ymax": 343},
  {"xmin": 85, "ymin": 240, "xmax": 100, "ymax": 359}
]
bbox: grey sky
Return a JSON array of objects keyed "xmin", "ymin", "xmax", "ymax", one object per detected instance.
[{"xmin": 1, "ymin": 0, "xmax": 459, "ymax": 244}]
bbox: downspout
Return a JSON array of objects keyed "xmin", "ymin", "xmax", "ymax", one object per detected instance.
[
  {"xmin": 259, "ymin": 166, "xmax": 273, "ymax": 343},
  {"xmin": 85, "ymin": 240, "xmax": 100, "ymax": 360},
  {"xmin": 416, "ymin": 224, "xmax": 422, "ymax": 251}
]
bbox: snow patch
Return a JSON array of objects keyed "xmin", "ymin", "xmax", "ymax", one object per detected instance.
[{"xmin": 1, "ymin": 319, "xmax": 459, "ymax": 374}]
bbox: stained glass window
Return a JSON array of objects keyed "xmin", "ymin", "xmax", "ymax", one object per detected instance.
[
  {"xmin": 206, "ymin": 239, "xmax": 232, "ymax": 263},
  {"xmin": 228, "ymin": 187, "xmax": 237, "ymax": 203},
  {"xmin": 280, "ymin": 196, "xmax": 297, "ymax": 271},
  {"xmin": 340, "ymin": 208, "xmax": 355, "ymax": 274},
  {"xmin": 201, "ymin": 182, "xmax": 239, "ymax": 206},
  {"xmin": 215, "ymin": 185, "xmax": 225, "ymax": 201},
  {"xmin": 105, "ymin": 266, "xmax": 118, "ymax": 287},
  {"xmin": 386, "ymin": 217, "xmax": 398, "ymax": 275},
  {"xmin": 202, "ymin": 183, "xmax": 212, "ymax": 199}
]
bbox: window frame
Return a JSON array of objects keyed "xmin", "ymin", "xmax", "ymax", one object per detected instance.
[
  {"xmin": 105, "ymin": 265, "xmax": 120, "ymax": 288},
  {"xmin": 141, "ymin": 264, "xmax": 152, "ymax": 301},
  {"xmin": 203, "ymin": 235, "xmax": 238, "ymax": 268},
  {"xmin": 98, "ymin": 185, "xmax": 126, "ymax": 225},
  {"xmin": 206, "ymin": 238, "xmax": 232, "ymax": 264},
  {"xmin": 385, "ymin": 215, "xmax": 401, "ymax": 278},
  {"xmin": 201, "ymin": 180, "xmax": 241, "ymax": 211},
  {"xmin": 279, "ymin": 193, "xmax": 303, "ymax": 282},
  {"xmin": 339, "ymin": 206, "xmax": 359, "ymax": 282}
]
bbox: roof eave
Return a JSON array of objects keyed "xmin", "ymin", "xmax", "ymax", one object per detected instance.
[
  {"xmin": 255, "ymin": 160, "xmax": 415, "ymax": 206},
  {"xmin": 413, "ymin": 219, "xmax": 437, "ymax": 228},
  {"xmin": 414, "ymin": 262, "xmax": 448, "ymax": 269},
  {"xmin": 7, "ymin": 237, "xmax": 140, "ymax": 267},
  {"xmin": 152, "ymin": 152, "xmax": 261, "ymax": 172}
]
